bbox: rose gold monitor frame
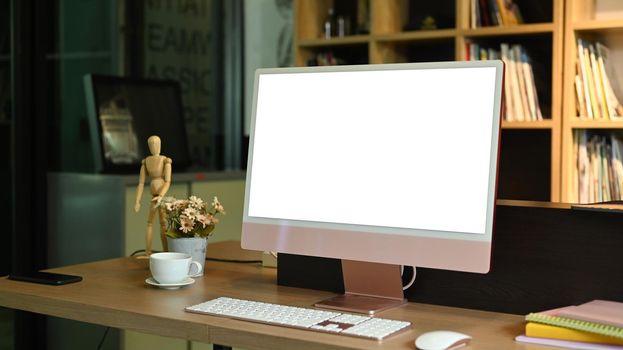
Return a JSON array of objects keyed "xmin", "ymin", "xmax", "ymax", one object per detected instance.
[{"xmin": 242, "ymin": 61, "xmax": 504, "ymax": 315}]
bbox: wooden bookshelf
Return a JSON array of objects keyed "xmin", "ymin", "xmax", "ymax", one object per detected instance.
[
  {"xmin": 561, "ymin": 0, "xmax": 623, "ymax": 203},
  {"xmin": 294, "ymin": 0, "xmax": 564, "ymax": 202}
]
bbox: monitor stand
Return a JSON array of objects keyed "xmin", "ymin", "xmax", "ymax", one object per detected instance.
[{"xmin": 314, "ymin": 260, "xmax": 407, "ymax": 315}]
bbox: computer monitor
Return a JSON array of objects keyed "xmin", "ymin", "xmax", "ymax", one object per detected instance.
[
  {"xmin": 242, "ymin": 61, "xmax": 504, "ymax": 314},
  {"xmin": 83, "ymin": 74, "xmax": 191, "ymax": 173}
]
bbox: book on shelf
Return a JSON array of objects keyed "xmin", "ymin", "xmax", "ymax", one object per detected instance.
[
  {"xmin": 470, "ymin": 0, "xmax": 478, "ymax": 28},
  {"xmin": 602, "ymin": 142, "xmax": 612, "ymax": 200},
  {"xmin": 306, "ymin": 52, "xmax": 346, "ymax": 66},
  {"xmin": 523, "ymin": 51, "xmax": 542, "ymax": 120},
  {"xmin": 577, "ymin": 131, "xmax": 589, "ymax": 202},
  {"xmin": 576, "ymin": 73, "xmax": 589, "ymax": 117},
  {"xmin": 488, "ymin": 0, "xmax": 502, "ymax": 26},
  {"xmin": 467, "ymin": 42, "xmax": 541, "ymax": 121},
  {"xmin": 592, "ymin": 141, "xmax": 602, "ymax": 201},
  {"xmin": 525, "ymin": 301, "xmax": 623, "ymax": 340},
  {"xmin": 469, "ymin": 0, "xmax": 523, "ymax": 28},
  {"xmin": 572, "ymin": 127, "xmax": 579, "ymax": 197},
  {"xmin": 500, "ymin": 0, "xmax": 522, "ymax": 25},
  {"xmin": 596, "ymin": 43, "xmax": 623, "ymax": 119},
  {"xmin": 575, "ymin": 40, "xmax": 623, "ymax": 120},
  {"xmin": 500, "ymin": 44, "xmax": 515, "ymax": 121},
  {"xmin": 516, "ymin": 335, "xmax": 623, "ymax": 350},
  {"xmin": 513, "ymin": 45, "xmax": 530, "ymax": 120},
  {"xmin": 589, "ymin": 44, "xmax": 610, "ymax": 120},
  {"xmin": 608, "ymin": 143, "xmax": 619, "ymax": 199},
  {"xmin": 585, "ymin": 43, "xmax": 602, "ymax": 120},
  {"xmin": 508, "ymin": 46, "xmax": 524, "ymax": 121},
  {"xmin": 519, "ymin": 47, "xmax": 541, "ymax": 121},
  {"xmin": 495, "ymin": 0, "xmax": 508, "ymax": 26},
  {"xmin": 479, "ymin": 47, "xmax": 487, "ymax": 60},
  {"xmin": 506, "ymin": 44, "xmax": 522, "ymax": 120},
  {"xmin": 478, "ymin": 0, "xmax": 492, "ymax": 26},
  {"xmin": 574, "ymin": 131, "xmax": 623, "ymax": 203},
  {"xmin": 577, "ymin": 39, "xmax": 594, "ymax": 119}
]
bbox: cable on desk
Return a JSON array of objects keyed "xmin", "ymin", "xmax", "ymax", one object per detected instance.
[
  {"xmin": 206, "ymin": 257, "xmax": 262, "ymax": 264},
  {"xmin": 97, "ymin": 327, "xmax": 110, "ymax": 350},
  {"xmin": 129, "ymin": 249, "xmax": 162, "ymax": 257},
  {"xmin": 130, "ymin": 249, "xmax": 261, "ymax": 264}
]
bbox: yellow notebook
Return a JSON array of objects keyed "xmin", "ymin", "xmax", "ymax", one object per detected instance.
[
  {"xmin": 526, "ymin": 322, "xmax": 623, "ymax": 345},
  {"xmin": 526, "ymin": 311, "xmax": 623, "ymax": 339}
]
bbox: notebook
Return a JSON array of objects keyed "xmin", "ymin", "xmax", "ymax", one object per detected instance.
[
  {"xmin": 558, "ymin": 300, "xmax": 623, "ymax": 328},
  {"xmin": 526, "ymin": 322, "xmax": 623, "ymax": 345},
  {"xmin": 516, "ymin": 335, "xmax": 623, "ymax": 350},
  {"xmin": 526, "ymin": 306, "xmax": 623, "ymax": 339}
]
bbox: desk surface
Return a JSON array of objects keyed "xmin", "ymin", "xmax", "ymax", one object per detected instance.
[{"xmin": 0, "ymin": 257, "xmax": 545, "ymax": 349}]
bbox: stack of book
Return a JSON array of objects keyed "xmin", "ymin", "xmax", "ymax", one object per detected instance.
[
  {"xmin": 517, "ymin": 300, "xmax": 623, "ymax": 349},
  {"xmin": 466, "ymin": 42, "xmax": 542, "ymax": 122},
  {"xmin": 306, "ymin": 51, "xmax": 346, "ymax": 66},
  {"xmin": 575, "ymin": 39, "xmax": 623, "ymax": 120},
  {"xmin": 469, "ymin": 0, "xmax": 524, "ymax": 28},
  {"xmin": 573, "ymin": 131, "xmax": 623, "ymax": 203}
]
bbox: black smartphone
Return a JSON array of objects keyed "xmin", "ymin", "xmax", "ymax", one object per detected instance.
[{"xmin": 8, "ymin": 271, "xmax": 82, "ymax": 285}]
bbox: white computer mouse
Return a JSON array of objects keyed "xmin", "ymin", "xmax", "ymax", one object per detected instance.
[{"xmin": 415, "ymin": 330, "xmax": 472, "ymax": 350}]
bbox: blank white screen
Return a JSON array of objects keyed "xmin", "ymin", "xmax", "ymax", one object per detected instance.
[{"xmin": 248, "ymin": 67, "xmax": 498, "ymax": 235}]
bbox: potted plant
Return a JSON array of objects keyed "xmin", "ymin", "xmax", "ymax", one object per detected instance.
[{"xmin": 158, "ymin": 195, "xmax": 225, "ymax": 276}]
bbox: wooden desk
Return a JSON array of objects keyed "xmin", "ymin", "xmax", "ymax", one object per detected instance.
[{"xmin": 0, "ymin": 257, "xmax": 540, "ymax": 350}]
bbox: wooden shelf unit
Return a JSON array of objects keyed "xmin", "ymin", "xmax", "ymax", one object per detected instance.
[
  {"xmin": 294, "ymin": 0, "xmax": 564, "ymax": 201},
  {"xmin": 502, "ymin": 120, "xmax": 556, "ymax": 129},
  {"xmin": 561, "ymin": 0, "xmax": 623, "ymax": 202}
]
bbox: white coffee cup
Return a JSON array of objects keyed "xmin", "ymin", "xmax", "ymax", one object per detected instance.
[{"xmin": 149, "ymin": 252, "xmax": 203, "ymax": 284}]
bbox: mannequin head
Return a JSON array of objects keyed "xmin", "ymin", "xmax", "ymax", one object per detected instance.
[{"xmin": 147, "ymin": 135, "xmax": 161, "ymax": 156}]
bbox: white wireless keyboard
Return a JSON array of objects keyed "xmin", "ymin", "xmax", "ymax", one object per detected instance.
[{"xmin": 185, "ymin": 297, "xmax": 411, "ymax": 340}]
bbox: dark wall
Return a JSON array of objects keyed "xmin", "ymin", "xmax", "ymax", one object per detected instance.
[{"xmin": 278, "ymin": 202, "xmax": 623, "ymax": 315}]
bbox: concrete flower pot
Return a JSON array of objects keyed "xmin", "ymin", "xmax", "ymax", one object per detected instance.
[{"xmin": 166, "ymin": 236, "xmax": 208, "ymax": 277}]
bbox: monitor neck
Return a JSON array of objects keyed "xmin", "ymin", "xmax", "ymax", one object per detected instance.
[{"xmin": 314, "ymin": 260, "xmax": 407, "ymax": 315}]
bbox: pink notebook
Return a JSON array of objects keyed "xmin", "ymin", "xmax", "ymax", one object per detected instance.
[{"xmin": 557, "ymin": 300, "xmax": 623, "ymax": 328}]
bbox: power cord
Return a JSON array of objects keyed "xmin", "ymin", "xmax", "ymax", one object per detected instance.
[
  {"xmin": 131, "ymin": 249, "xmax": 261, "ymax": 264},
  {"xmin": 401, "ymin": 265, "xmax": 417, "ymax": 291},
  {"xmin": 130, "ymin": 249, "xmax": 162, "ymax": 257},
  {"xmin": 96, "ymin": 327, "xmax": 110, "ymax": 350},
  {"xmin": 206, "ymin": 257, "xmax": 262, "ymax": 264}
]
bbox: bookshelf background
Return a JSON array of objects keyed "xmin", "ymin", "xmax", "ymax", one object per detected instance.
[
  {"xmin": 294, "ymin": 0, "xmax": 563, "ymax": 201},
  {"xmin": 562, "ymin": 0, "xmax": 623, "ymax": 203}
]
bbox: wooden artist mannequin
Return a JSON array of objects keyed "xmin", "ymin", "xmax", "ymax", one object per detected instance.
[{"xmin": 134, "ymin": 135, "xmax": 172, "ymax": 257}]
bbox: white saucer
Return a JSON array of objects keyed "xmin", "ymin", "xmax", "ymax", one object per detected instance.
[{"xmin": 145, "ymin": 277, "xmax": 195, "ymax": 290}]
